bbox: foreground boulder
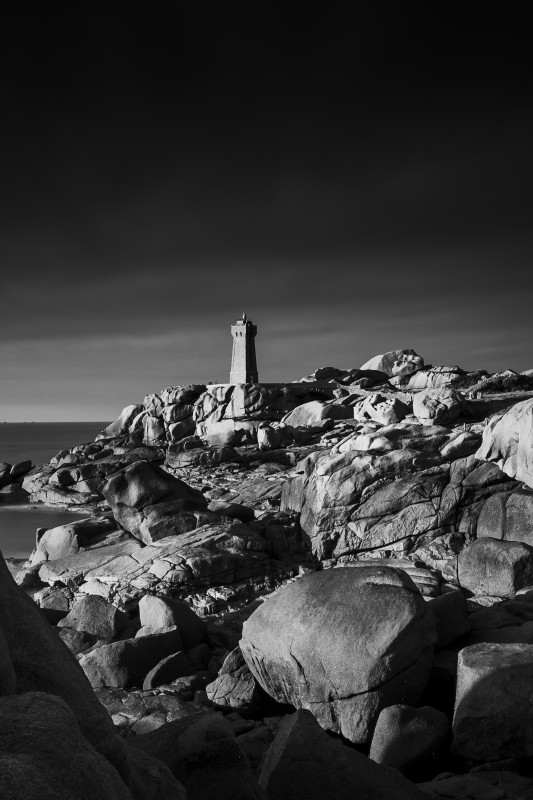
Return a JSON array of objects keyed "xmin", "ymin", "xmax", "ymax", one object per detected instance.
[
  {"xmin": 241, "ymin": 566, "xmax": 436, "ymax": 743},
  {"xmin": 476, "ymin": 398, "xmax": 533, "ymax": 489},
  {"xmin": 457, "ymin": 537, "xmax": 533, "ymax": 596},
  {"xmin": 258, "ymin": 709, "xmax": 427, "ymax": 800},
  {"xmin": 452, "ymin": 643, "xmax": 533, "ymax": 760},
  {"xmin": 369, "ymin": 704, "xmax": 449, "ymax": 780},
  {"xmin": 0, "ymin": 552, "xmax": 126, "ymax": 774},
  {"xmin": 0, "ymin": 692, "xmax": 132, "ymax": 800},
  {"xmin": 130, "ymin": 710, "xmax": 266, "ymax": 800},
  {"xmin": 0, "ymin": 552, "xmax": 182, "ymax": 798}
]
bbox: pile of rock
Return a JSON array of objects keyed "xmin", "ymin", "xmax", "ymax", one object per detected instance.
[{"xmin": 5, "ymin": 349, "xmax": 533, "ymax": 797}]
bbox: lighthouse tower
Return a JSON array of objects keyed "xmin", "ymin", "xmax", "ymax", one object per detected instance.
[{"xmin": 230, "ymin": 313, "xmax": 258, "ymax": 384}]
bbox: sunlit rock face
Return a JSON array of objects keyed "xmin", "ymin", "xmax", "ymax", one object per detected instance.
[{"xmin": 476, "ymin": 398, "xmax": 533, "ymax": 489}]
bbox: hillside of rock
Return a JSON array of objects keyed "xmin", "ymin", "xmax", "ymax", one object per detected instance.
[{"xmin": 3, "ymin": 348, "xmax": 533, "ymax": 798}]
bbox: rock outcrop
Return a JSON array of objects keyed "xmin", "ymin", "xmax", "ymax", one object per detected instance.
[
  {"xmin": 360, "ymin": 348, "xmax": 424, "ymax": 377},
  {"xmin": 6, "ymin": 352, "xmax": 533, "ymax": 797},
  {"xmin": 476, "ymin": 397, "xmax": 533, "ymax": 489}
]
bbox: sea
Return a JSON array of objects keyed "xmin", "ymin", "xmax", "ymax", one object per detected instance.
[{"xmin": 0, "ymin": 422, "xmax": 107, "ymax": 559}]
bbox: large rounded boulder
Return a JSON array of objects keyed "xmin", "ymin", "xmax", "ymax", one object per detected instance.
[{"xmin": 240, "ymin": 566, "xmax": 436, "ymax": 744}]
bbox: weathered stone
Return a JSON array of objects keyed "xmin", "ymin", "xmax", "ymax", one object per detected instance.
[
  {"xmin": 143, "ymin": 393, "xmax": 163, "ymax": 416},
  {"xmin": 360, "ymin": 349, "xmax": 424, "ymax": 377},
  {"xmin": 413, "ymin": 388, "xmax": 464, "ymax": 425},
  {"xmin": 231, "ymin": 477, "xmax": 285, "ymax": 507},
  {"xmin": 282, "ymin": 400, "xmax": 352, "ymax": 428},
  {"xmin": 206, "ymin": 646, "xmax": 268, "ymax": 714},
  {"xmin": 476, "ymin": 398, "xmax": 533, "ymax": 489},
  {"xmin": 143, "ymin": 415, "xmax": 166, "ymax": 444},
  {"xmin": 0, "ymin": 692, "xmax": 132, "ymax": 800},
  {"xmin": 159, "ymin": 384, "xmax": 204, "ymax": 406},
  {"xmin": 33, "ymin": 586, "xmax": 70, "ymax": 623},
  {"xmin": 369, "ymin": 704, "xmax": 449, "ymax": 780},
  {"xmin": 138, "ymin": 594, "xmax": 206, "ymax": 648},
  {"xmin": 440, "ymin": 430, "xmax": 481, "ymax": 460},
  {"xmin": 49, "ymin": 466, "xmax": 76, "ymax": 487},
  {"xmin": 22, "ymin": 464, "xmax": 56, "ymax": 493},
  {"xmin": 29, "ymin": 516, "xmax": 119, "ymax": 565},
  {"xmin": 101, "ymin": 404, "xmax": 144, "ymax": 438},
  {"xmin": 38, "ymin": 539, "xmax": 140, "ymax": 587},
  {"xmin": 102, "ymin": 460, "xmax": 207, "ymax": 544},
  {"xmin": 241, "ymin": 566, "xmax": 436, "ymax": 744},
  {"xmin": 258, "ymin": 709, "xmax": 427, "ymax": 800},
  {"xmin": 452, "ymin": 643, "xmax": 533, "ymax": 760},
  {"xmin": 203, "ymin": 419, "xmax": 244, "ymax": 447},
  {"xmin": 79, "ymin": 629, "xmax": 182, "ymax": 688},
  {"xmin": 0, "ymin": 552, "xmax": 135, "ymax": 785},
  {"xmin": 57, "ymin": 595, "xmax": 129, "ymax": 639},
  {"xmin": 477, "ymin": 488, "xmax": 533, "ymax": 545},
  {"xmin": 9, "ymin": 459, "xmax": 33, "ymax": 479},
  {"xmin": 299, "ymin": 449, "xmax": 516, "ymax": 561},
  {"xmin": 129, "ymin": 711, "xmax": 266, "ymax": 800},
  {"xmin": 355, "ymin": 393, "xmax": 409, "ymax": 425},
  {"xmin": 340, "ymin": 559, "xmax": 441, "ymax": 597},
  {"xmin": 166, "ymin": 444, "xmax": 240, "ymax": 469},
  {"xmin": 457, "ymin": 537, "xmax": 533, "ymax": 596},
  {"xmin": 300, "ymin": 448, "xmax": 448, "ymax": 559},
  {"xmin": 30, "ymin": 486, "xmax": 100, "ymax": 506},
  {"xmin": 207, "ymin": 499, "xmax": 255, "ymax": 522},
  {"xmin": 167, "ymin": 418, "xmax": 195, "ymax": 442},
  {"xmin": 135, "ymin": 500, "xmax": 214, "ymax": 545}
]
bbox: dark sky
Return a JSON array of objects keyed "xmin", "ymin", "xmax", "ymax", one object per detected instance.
[{"xmin": 1, "ymin": 3, "xmax": 532, "ymax": 420}]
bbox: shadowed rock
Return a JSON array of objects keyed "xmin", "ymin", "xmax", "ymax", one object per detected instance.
[
  {"xmin": 258, "ymin": 709, "xmax": 427, "ymax": 800},
  {"xmin": 369, "ymin": 703, "xmax": 449, "ymax": 780},
  {"xmin": 130, "ymin": 710, "xmax": 267, "ymax": 800},
  {"xmin": 0, "ymin": 692, "xmax": 132, "ymax": 800},
  {"xmin": 452, "ymin": 642, "xmax": 533, "ymax": 760}
]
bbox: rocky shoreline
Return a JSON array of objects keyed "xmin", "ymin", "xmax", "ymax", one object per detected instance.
[{"xmin": 3, "ymin": 349, "xmax": 533, "ymax": 799}]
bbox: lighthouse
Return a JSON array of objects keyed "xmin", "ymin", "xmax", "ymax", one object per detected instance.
[{"xmin": 230, "ymin": 313, "xmax": 258, "ymax": 384}]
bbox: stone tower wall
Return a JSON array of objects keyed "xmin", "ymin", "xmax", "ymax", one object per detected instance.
[{"xmin": 230, "ymin": 318, "xmax": 258, "ymax": 383}]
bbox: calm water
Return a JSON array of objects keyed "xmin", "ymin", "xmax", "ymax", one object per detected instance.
[
  {"xmin": 0, "ymin": 422, "xmax": 106, "ymax": 466},
  {"xmin": 0, "ymin": 422, "xmax": 108, "ymax": 559}
]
